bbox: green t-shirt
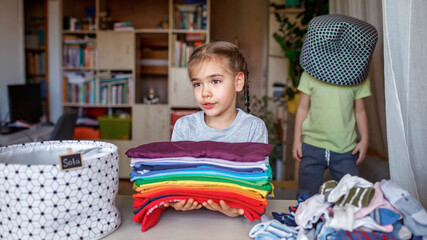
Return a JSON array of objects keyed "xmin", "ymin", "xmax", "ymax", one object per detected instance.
[{"xmin": 297, "ymin": 71, "xmax": 371, "ymax": 153}]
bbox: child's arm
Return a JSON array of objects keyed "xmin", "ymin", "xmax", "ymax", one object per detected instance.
[
  {"xmin": 202, "ymin": 200, "xmax": 244, "ymax": 217},
  {"xmin": 353, "ymin": 98, "xmax": 369, "ymax": 165},
  {"xmin": 292, "ymin": 92, "xmax": 310, "ymax": 162}
]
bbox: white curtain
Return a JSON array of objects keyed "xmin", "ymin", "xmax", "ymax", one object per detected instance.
[
  {"xmin": 330, "ymin": 0, "xmax": 427, "ymax": 208},
  {"xmin": 383, "ymin": 0, "xmax": 427, "ymax": 208},
  {"xmin": 329, "ymin": 0, "xmax": 388, "ymax": 159}
]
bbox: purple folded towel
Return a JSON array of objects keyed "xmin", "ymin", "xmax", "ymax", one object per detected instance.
[{"xmin": 126, "ymin": 141, "xmax": 273, "ymax": 162}]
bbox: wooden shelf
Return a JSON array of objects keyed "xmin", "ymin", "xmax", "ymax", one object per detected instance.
[
  {"xmin": 172, "ymin": 29, "xmax": 208, "ymax": 34},
  {"xmin": 134, "ymin": 29, "xmax": 169, "ymax": 34},
  {"xmin": 62, "ymin": 67, "xmax": 96, "ymax": 71},
  {"xmin": 62, "ymin": 30, "xmax": 96, "ymax": 34},
  {"xmin": 26, "ymin": 73, "xmax": 46, "ymax": 77},
  {"xmin": 63, "ymin": 102, "xmax": 132, "ymax": 108},
  {"xmin": 25, "ymin": 48, "xmax": 46, "ymax": 52},
  {"xmin": 271, "ymin": 8, "xmax": 304, "ymax": 14}
]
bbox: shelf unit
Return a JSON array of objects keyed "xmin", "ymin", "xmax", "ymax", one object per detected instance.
[
  {"xmin": 61, "ymin": 0, "xmax": 210, "ymax": 178},
  {"xmin": 24, "ymin": 0, "xmax": 49, "ymax": 120}
]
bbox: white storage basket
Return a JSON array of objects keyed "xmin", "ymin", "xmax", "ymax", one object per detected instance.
[{"xmin": 0, "ymin": 141, "xmax": 121, "ymax": 240}]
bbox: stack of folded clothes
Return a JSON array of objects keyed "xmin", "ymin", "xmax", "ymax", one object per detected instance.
[{"xmin": 126, "ymin": 141, "xmax": 274, "ymax": 232}]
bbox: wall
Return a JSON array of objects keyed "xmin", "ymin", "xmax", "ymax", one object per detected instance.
[
  {"xmin": 48, "ymin": 0, "xmax": 62, "ymax": 122},
  {"xmin": 211, "ymin": 0, "xmax": 269, "ymax": 102},
  {"xmin": 0, "ymin": 0, "xmax": 25, "ymax": 124}
]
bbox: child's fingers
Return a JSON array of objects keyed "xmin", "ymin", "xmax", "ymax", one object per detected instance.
[
  {"xmin": 187, "ymin": 199, "xmax": 202, "ymax": 210},
  {"xmin": 356, "ymin": 152, "xmax": 366, "ymax": 165},
  {"xmin": 293, "ymin": 149, "xmax": 301, "ymax": 162},
  {"xmin": 183, "ymin": 199, "xmax": 195, "ymax": 209},
  {"xmin": 193, "ymin": 202, "xmax": 202, "ymax": 209},
  {"xmin": 219, "ymin": 200, "xmax": 231, "ymax": 210},
  {"xmin": 352, "ymin": 146, "xmax": 359, "ymax": 155},
  {"xmin": 219, "ymin": 200, "xmax": 244, "ymax": 216},
  {"xmin": 175, "ymin": 200, "xmax": 186, "ymax": 209},
  {"xmin": 202, "ymin": 199, "xmax": 217, "ymax": 211}
]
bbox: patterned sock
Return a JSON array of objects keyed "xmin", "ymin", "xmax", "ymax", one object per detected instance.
[
  {"xmin": 334, "ymin": 187, "xmax": 375, "ymax": 207},
  {"xmin": 328, "ymin": 174, "xmax": 373, "ymax": 203},
  {"xmin": 354, "ymin": 182, "xmax": 400, "ymax": 219},
  {"xmin": 369, "ymin": 208, "xmax": 401, "ymax": 225},
  {"xmin": 335, "ymin": 230, "xmax": 398, "ymax": 240},
  {"xmin": 391, "ymin": 221, "xmax": 413, "ymax": 240},
  {"xmin": 319, "ymin": 180, "xmax": 338, "ymax": 195},
  {"xmin": 381, "ymin": 179, "xmax": 427, "ymax": 237}
]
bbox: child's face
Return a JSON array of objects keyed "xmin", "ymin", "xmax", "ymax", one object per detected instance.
[{"xmin": 190, "ymin": 59, "xmax": 244, "ymax": 121}]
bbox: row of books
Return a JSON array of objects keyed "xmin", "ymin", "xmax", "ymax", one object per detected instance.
[
  {"xmin": 174, "ymin": 3, "xmax": 208, "ymax": 30},
  {"xmin": 63, "ymin": 71, "xmax": 97, "ymax": 104},
  {"xmin": 67, "ymin": 78, "xmax": 97, "ymax": 104},
  {"xmin": 172, "ymin": 33, "xmax": 206, "ymax": 68},
  {"xmin": 26, "ymin": 51, "xmax": 46, "ymax": 75},
  {"xmin": 63, "ymin": 72, "xmax": 133, "ymax": 105},
  {"xmin": 63, "ymin": 45, "xmax": 96, "ymax": 68},
  {"xmin": 63, "ymin": 35, "xmax": 96, "ymax": 68},
  {"xmin": 99, "ymin": 74, "xmax": 133, "ymax": 105}
]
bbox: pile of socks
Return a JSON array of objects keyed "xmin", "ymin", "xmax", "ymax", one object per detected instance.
[
  {"xmin": 250, "ymin": 174, "xmax": 427, "ymax": 240},
  {"xmin": 126, "ymin": 141, "xmax": 275, "ymax": 232}
]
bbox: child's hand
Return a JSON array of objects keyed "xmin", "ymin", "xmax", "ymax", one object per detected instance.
[
  {"xmin": 202, "ymin": 199, "xmax": 244, "ymax": 217},
  {"xmin": 292, "ymin": 141, "xmax": 303, "ymax": 162},
  {"xmin": 352, "ymin": 141, "xmax": 368, "ymax": 165},
  {"xmin": 163, "ymin": 199, "xmax": 202, "ymax": 211}
]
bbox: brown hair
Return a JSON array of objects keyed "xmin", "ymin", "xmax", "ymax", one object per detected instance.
[{"xmin": 187, "ymin": 41, "xmax": 251, "ymax": 113}]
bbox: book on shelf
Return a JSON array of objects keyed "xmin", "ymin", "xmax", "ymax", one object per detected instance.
[
  {"xmin": 99, "ymin": 73, "xmax": 133, "ymax": 105},
  {"xmin": 26, "ymin": 51, "xmax": 46, "ymax": 75},
  {"xmin": 63, "ymin": 35, "xmax": 96, "ymax": 68},
  {"xmin": 63, "ymin": 71, "xmax": 97, "ymax": 104},
  {"xmin": 174, "ymin": 3, "xmax": 207, "ymax": 30},
  {"xmin": 172, "ymin": 33, "xmax": 206, "ymax": 67}
]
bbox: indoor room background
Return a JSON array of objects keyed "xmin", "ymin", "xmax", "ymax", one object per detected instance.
[{"xmin": 0, "ymin": 0, "xmax": 425, "ymax": 207}]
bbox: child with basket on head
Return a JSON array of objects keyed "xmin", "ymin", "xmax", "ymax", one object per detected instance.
[
  {"xmin": 292, "ymin": 14, "xmax": 378, "ymax": 196},
  {"xmin": 164, "ymin": 41, "xmax": 269, "ymax": 217}
]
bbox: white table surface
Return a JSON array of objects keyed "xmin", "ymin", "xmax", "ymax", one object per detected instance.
[
  {"xmin": 103, "ymin": 195, "xmax": 297, "ymax": 240},
  {"xmin": 0, "ymin": 125, "xmax": 54, "ymax": 146}
]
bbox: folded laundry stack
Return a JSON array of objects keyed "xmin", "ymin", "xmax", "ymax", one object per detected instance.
[{"xmin": 126, "ymin": 141, "xmax": 274, "ymax": 232}]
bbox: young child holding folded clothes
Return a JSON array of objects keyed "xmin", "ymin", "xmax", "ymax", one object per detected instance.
[{"xmin": 166, "ymin": 41, "xmax": 269, "ymax": 217}]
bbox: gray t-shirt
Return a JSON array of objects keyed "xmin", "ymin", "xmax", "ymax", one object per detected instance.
[{"xmin": 171, "ymin": 108, "xmax": 268, "ymax": 144}]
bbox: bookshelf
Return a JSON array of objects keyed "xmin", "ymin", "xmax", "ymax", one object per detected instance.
[
  {"xmin": 24, "ymin": 0, "xmax": 49, "ymax": 121},
  {"xmin": 61, "ymin": 0, "xmax": 210, "ymax": 177}
]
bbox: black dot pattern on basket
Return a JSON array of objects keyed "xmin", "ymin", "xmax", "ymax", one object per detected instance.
[
  {"xmin": 0, "ymin": 140, "xmax": 121, "ymax": 240},
  {"xmin": 300, "ymin": 14, "xmax": 378, "ymax": 86}
]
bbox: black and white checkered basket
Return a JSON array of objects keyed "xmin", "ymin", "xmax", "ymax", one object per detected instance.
[
  {"xmin": 300, "ymin": 14, "xmax": 378, "ymax": 86},
  {"xmin": 0, "ymin": 141, "xmax": 121, "ymax": 240}
]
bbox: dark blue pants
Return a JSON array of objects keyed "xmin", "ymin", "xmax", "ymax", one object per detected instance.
[{"xmin": 297, "ymin": 142, "xmax": 359, "ymax": 196}]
